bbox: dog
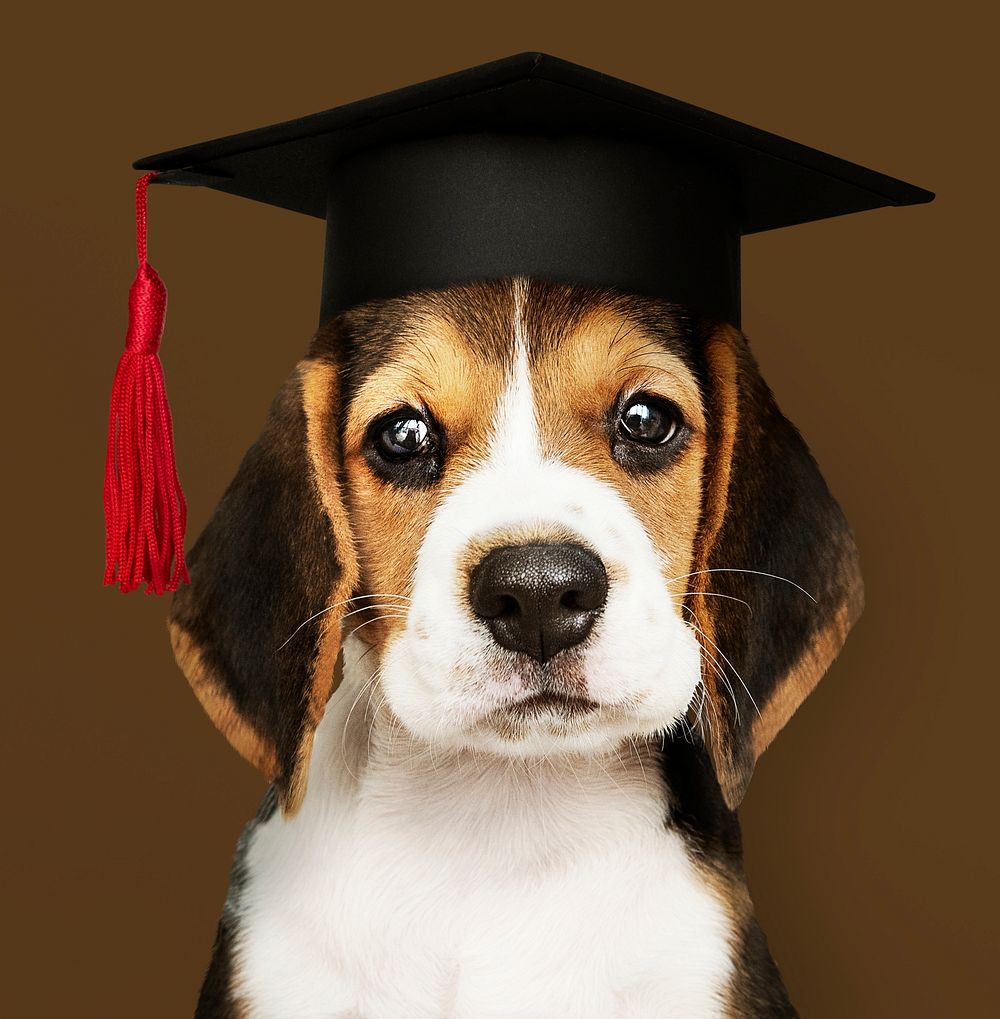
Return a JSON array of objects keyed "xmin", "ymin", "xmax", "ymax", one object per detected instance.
[{"xmin": 170, "ymin": 278, "xmax": 863, "ymax": 1017}]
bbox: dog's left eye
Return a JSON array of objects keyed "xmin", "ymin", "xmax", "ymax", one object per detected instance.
[
  {"xmin": 611, "ymin": 392, "xmax": 688, "ymax": 474},
  {"xmin": 617, "ymin": 394, "xmax": 681, "ymax": 445},
  {"xmin": 364, "ymin": 407, "xmax": 443, "ymax": 487},
  {"xmin": 377, "ymin": 414, "xmax": 432, "ymax": 459}
]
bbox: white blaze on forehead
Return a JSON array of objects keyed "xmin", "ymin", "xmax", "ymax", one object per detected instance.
[{"xmin": 488, "ymin": 278, "xmax": 543, "ymax": 470}]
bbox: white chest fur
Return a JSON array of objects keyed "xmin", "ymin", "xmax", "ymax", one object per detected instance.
[{"xmin": 232, "ymin": 665, "xmax": 734, "ymax": 1018}]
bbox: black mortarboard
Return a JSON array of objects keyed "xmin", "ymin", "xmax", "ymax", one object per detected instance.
[
  {"xmin": 107, "ymin": 53, "xmax": 933, "ymax": 596},
  {"xmin": 134, "ymin": 51, "xmax": 933, "ymax": 328}
]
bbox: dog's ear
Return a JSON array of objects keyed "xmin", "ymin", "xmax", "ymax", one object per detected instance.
[
  {"xmin": 687, "ymin": 322, "xmax": 863, "ymax": 809},
  {"xmin": 168, "ymin": 351, "xmax": 358, "ymax": 815}
]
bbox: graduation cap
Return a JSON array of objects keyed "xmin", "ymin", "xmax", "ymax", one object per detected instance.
[{"xmin": 104, "ymin": 52, "xmax": 933, "ymax": 595}]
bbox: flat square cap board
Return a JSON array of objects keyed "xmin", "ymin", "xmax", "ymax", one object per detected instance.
[{"xmin": 135, "ymin": 51, "xmax": 934, "ymax": 328}]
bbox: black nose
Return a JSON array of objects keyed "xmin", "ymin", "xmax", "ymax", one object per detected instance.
[{"xmin": 469, "ymin": 543, "xmax": 609, "ymax": 663}]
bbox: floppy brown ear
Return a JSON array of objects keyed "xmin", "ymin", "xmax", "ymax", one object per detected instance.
[
  {"xmin": 168, "ymin": 353, "xmax": 357, "ymax": 815},
  {"xmin": 688, "ymin": 322, "xmax": 864, "ymax": 809}
]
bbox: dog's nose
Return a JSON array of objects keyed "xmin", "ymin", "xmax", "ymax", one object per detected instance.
[{"xmin": 469, "ymin": 543, "xmax": 608, "ymax": 663}]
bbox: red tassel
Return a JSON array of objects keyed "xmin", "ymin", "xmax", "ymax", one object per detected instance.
[{"xmin": 104, "ymin": 173, "xmax": 188, "ymax": 594}]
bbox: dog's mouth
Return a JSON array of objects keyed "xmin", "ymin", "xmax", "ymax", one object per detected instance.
[
  {"xmin": 467, "ymin": 687, "xmax": 634, "ymax": 749},
  {"xmin": 477, "ymin": 691, "xmax": 603, "ymax": 741},
  {"xmin": 503, "ymin": 691, "xmax": 600, "ymax": 718}
]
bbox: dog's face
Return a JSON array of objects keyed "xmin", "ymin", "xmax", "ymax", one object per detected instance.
[
  {"xmin": 341, "ymin": 281, "xmax": 706, "ymax": 757},
  {"xmin": 169, "ymin": 280, "xmax": 863, "ymax": 813}
]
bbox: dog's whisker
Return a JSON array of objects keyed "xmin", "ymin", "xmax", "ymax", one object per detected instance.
[
  {"xmin": 626, "ymin": 736, "xmax": 649, "ymax": 789},
  {"xmin": 696, "ymin": 641, "xmax": 742, "ymax": 726},
  {"xmin": 341, "ymin": 602, "xmax": 415, "ymax": 622},
  {"xmin": 357, "ymin": 640, "xmax": 381, "ymax": 666},
  {"xmin": 687, "ymin": 677, "xmax": 710, "ymax": 742},
  {"xmin": 346, "ymin": 614, "xmax": 410, "ymax": 639},
  {"xmin": 675, "ymin": 716, "xmax": 693, "ymax": 746},
  {"xmin": 592, "ymin": 753, "xmax": 629, "ymax": 801},
  {"xmin": 682, "ymin": 606, "xmax": 761, "ymax": 719},
  {"xmin": 610, "ymin": 738, "xmax": 631, "ymax": 779},
  {"xmin": 276, "ymin": 604, "xmax": 339, "ymax": 651},
  {"xmin": 367, "ymin": 692, "xmax": 388, "ymax": 762},
  {"xmin": 666, "ymin": 568, "xmax": 817, "ymax": 603},
  {"xmin": 340, "ymin": 668, "xmax": 383, "ymax": 782},
  {"xmin": 683, "ymin": 614, "xmax": 744, "ymax": 724},
  {"xmin": 673, "ymin": 591, "xmax": 754, "ymax": 614},
  {"xmin": 277, "ymin": 593, "xmax": 414, "ymax": 650},
  {"xmin": 697, "ymin": 682, "xmax": 721, "ymax": 744},
  {"xmin": 361, "ymin": 665, "xmax": 387, "ymax": 726}
]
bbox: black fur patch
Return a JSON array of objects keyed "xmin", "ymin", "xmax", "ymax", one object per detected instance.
[
  {"xmin": 729, "ymin": 918, "xmax": 800, "ymax": 1017},
  {"xmin": 661, "ymin": 736, "xmax": 798, "ymax": 1013},
  {"xmin": 194, "ymin": 915, "xmax": 240, "ymax": 1019},
  {"xmin": 660, "ymin": 733, "xmax": 742, "ymax": 864},
  {"xmin": 194, "ymin": 788, "xmax": 278, "ymax": 1016}
]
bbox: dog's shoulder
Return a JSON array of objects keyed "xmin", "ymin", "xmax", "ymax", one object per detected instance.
[
  {"xmin": 195, "ymin": 788, "xmax": 279, "ymax": 1018},
  {"xmin": 660, "ymin": 737, "xmax": 799, "ymax": 1017}
]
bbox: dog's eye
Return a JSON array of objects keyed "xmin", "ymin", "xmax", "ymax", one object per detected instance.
[
  {"xmin": 364, "ymin": 407, "xmax": 443, "ymax": 488},
  {"xmin": 618, "ymin": 395, "xmax": 681, "ymax": 445},
  {"xmin": 611, "ymin": 392, "xmax": 688, "ymax": 475},
  {"xmin": 377, "ymin": 413, "xmax": 432, "ymax": 459}
]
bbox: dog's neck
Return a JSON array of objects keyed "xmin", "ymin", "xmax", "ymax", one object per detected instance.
[
  {"xmin": 312, "ymin": 635, "xmax": 678, "ymax": 865},
  {"xmin": 236, "ymin": 640, "xmax": 751, "ymax": 1017}
]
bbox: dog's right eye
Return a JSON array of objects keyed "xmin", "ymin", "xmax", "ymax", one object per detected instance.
[
  {"xmin": 364, "ymin": 407, "xmax": 443, "ymax": 487},
  {"xmin": 376, "ymin": 413, "xmax": 432, "ymax": 460}
]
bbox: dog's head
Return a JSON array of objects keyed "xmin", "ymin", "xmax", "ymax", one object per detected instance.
[{"xmin": 169, "ymin": 280, "xmax": 862, "ymax": 813}]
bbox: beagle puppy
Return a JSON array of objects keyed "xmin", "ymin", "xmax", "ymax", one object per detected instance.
[{"xmin": 171, "ymin": 279, "xmax": 863, "ymax": 1018}]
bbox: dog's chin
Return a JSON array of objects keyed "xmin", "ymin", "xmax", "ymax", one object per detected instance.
[
  {"xmin": 385, "ymin": 680, "xmax": 697, "ymax": 762},
  {"xmin": 404, "ymin": 696, "xmax": 689, "ymax": 760},
  {"xmin": 465, "ymin": 714, "xmax": 652, "ymax": 758}
]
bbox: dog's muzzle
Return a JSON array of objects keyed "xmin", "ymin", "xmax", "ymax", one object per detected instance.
[{"xmin": 468, "ymin": 543, "xmax": 608, "ymax": 663}]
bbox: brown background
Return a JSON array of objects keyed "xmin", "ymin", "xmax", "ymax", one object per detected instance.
[{"xmin": 3, "ymin": 1, "xmax": 996, "ymax": 1015}]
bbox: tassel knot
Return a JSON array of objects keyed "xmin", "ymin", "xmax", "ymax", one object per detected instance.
[
  {"xmin": 104, "ymin": 173, "xmax": 188, "ymax": 594},
  {"xmin": 124, "ymin": 264, "xmax": 167, "ymax": 355}
]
